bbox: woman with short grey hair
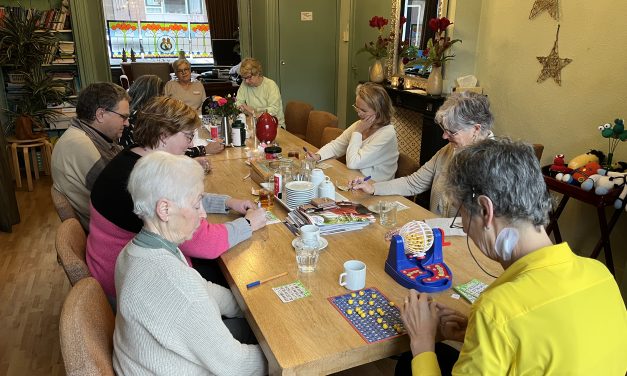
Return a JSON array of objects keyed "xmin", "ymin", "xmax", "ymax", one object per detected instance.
[
  {"xmin": 399, "ymin": 138, "xmax": 626, "ymax": 375},
  {"xmin": 113, "ymin": 151, "xmax": 268, "ymax": 376},
  {"xmin": 164, "ymin": 57, "xmax": 206, "ymax": 114},
  {"xmin": 351, "ymin": 91, "xmax": 494, "ymax": 216}
]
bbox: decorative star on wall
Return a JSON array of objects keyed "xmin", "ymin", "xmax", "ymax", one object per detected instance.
[
  {"xmin": 537, "ymin": 25, "xmax": 572, "ymax": 86},
  {"xmin": 529, "ymin": 0, "xmax": 559, "ymax": 21}
]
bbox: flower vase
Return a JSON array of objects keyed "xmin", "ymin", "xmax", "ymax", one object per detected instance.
[
  {"xmin": 426, "ymin": 66, "xmax": 443, "ymax": 96},
  {"xmin": 369, "ymin": 59, "xmax": 385, "ymax": 83}
]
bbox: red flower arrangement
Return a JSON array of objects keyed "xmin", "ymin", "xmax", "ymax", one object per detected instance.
[
  {"xmin": 419, "ymin": 17, "xmax": 461, "ymax": 68},
  {"xmin": 202, "ymin": 95, "xmax": 238, "ymax": 118},
  {"xmin": 359, "ymin": 16, "xmax": 394, "ymax": 60}
]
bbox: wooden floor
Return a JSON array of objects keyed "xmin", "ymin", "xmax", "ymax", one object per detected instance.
[
  {"xmin": 0, "ymin": 176, "xmax": 394, "ymax": 376},
  {"xmin": 0, "ymin": 176, "xmax": 68, "ymax": 376}
]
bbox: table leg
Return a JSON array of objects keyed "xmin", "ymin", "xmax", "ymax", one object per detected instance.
[
  {"xmin": 546, "ymin": 195, "xmax": 569, "ymax": 243},
  {"xmin": 11, "ymin": 143, "xmax": 22, "ymax": 188},
  {"xmin": 590, "ymin": 206, "xmax": 623, "ymax": 275},
  {"xmin": 31, "ymin": 147, "xmax": 40, "ymax": 180},
  {"xmin": 23, "ymin": 147, "xmax": 33, "ymax": 191}
]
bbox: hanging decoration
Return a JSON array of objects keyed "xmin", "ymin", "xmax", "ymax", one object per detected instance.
[
  {"xmin": 529, "ymin": 0, "xmax": 559, "ymax": 21},
  {"xmin": 536, "ymin": 25, "xmax": 572, "ymax": 86}
]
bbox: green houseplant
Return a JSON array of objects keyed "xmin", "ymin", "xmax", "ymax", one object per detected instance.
[{"xmin": 0, "ymin": 7, "xmax": 69, "ymax": 139}]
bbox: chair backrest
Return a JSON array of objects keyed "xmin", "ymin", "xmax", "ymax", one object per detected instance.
[
  {"xmin": 129, "ymin": 62, "xmax": 173, "ymax": 84},
  {"xmin": 395, "ymin": 152, "xmax": 420, "ymax": 179},
  {"xmin": 285, "ymin": 101, "xmax": 314, "ymax": 139},
  {"xmin": 305, "ymin": 110, "xmax": 338, "ymax": 148},
  {"xmin": 532, "ymin": 143, "xmax": 544, "ymax": 161},
  {"xmin": 51, "ymin": 186, "xmax": 78, "ymax": 222},
  {"xmin": 55, "ymin": 218, "xmax": 90, "ymax": 286},
  {"xmin": 60, "ymin": 277, "xmax": 115, "ymax": 376},
  {"xmin": 320, "ymin": 127, "xmax": 344, "ymax": 148}
]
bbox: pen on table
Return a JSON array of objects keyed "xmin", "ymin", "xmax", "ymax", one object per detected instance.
[
  {"xmin": 283, "ymin": 221, "xmax": 298, "ymax": 235},
  {"xmin": 246, "ymin": 272, "xmax": 288, "ymax": 289}
]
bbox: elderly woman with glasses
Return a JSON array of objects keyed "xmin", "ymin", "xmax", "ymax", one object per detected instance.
[
  {"xmin": 306, "ymin": 82, "xmax": 399, "ymax": 182},
  {"xmin": 351, "ymin": 91, "xmax": 493, "ymax": 216},
  {"xmin": 164, "ymin": 58, "xmax": 207, "ymax": 114},
  {"xmin": 235, "ymin": 57, "xmax": 285, "ymax": 128},
  {"xmin": 113, "ymin": 151, "xmax": 268, "ymax": 375},
  {"xmin": 398, "ymin": 138, "xmax": 627, "ymax": 375},
  {"xmin": 87, "ymin": 96, "xmax": 266, "ymax": 303}
]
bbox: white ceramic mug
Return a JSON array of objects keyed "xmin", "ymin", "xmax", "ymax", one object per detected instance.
[
  {"xmin": 299, "ymin": 224, "xmax": 320, "ymax": 247},
  {"xmin": 318, "ymin": 176, "xmax": 335, "ymax": 200},
  {"xmin": 339, "ymin": 260, "xmax": 366, "ymax": 291},
  {"xmin": 310, "ymin": 168, "xmax": 325, "ymax": 197}
]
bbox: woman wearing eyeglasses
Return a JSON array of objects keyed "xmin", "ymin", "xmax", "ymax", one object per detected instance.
[
  {"xmin": 398, "ymin": 138, "xmax": 627, "ymax": 375},
  {"xmin": 87, "ymin": 97, "xmax": 267, "ymax": 305},
  {"xmin": 235, "ymin": 57, "xmax": 285, "ymax": 128},
  {"xmin": 164, "ymin": 58, "xmax": 207, "ymax": 114},
  {"xmin": 306, "ymin": 82, "xmax": 399, "ymax": 182},
  {"xmin": 351, "ymin": 91, "xmax": 494, "ymax": 216}
]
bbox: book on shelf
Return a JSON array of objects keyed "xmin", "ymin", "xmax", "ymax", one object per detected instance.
[{"xmin": 285, "ymin": 201, "xmax": 376, "ymax": 235}]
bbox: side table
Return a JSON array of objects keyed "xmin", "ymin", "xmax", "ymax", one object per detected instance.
[
  {"xmin": 543, "ymin": 168, "xmax": 625, "ymax": 275},
  {"xmin": 7, "ymin": 136, "xmax": 53, "ymax": 192}
]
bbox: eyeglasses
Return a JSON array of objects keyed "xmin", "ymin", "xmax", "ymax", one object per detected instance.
[
  {"xmin": 177, "ymin": 68, "xmax": 190, "ymax": 74},
  {"xmin": 242, "ymin": 75, "xmax": 255, "ymax": 81},
  {"xmin": 182, "ymin": 131, "xmax": 194, "ymax": 143},
  {"xmin": 106, "ymin": 109, "xmax": 130, "ymax": 121},
  {"xmin": 437, "ymin": 122, "xmax": 463, "ymax": 137},
  {"xmin": 352, "ymin": 103, "xmax": 366, "ymax": 113}
]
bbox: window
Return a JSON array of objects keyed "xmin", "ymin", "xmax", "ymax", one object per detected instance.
[{"xmin": 102, "ymin": 0, "xmax": 211, "ymax": 64}]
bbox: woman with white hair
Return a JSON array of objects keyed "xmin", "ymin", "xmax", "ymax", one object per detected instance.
[
  {"xmin": 113, "ymin": 151, "xmax": 268, "ymax": 375},
  {"xmin": 351, "ymin": 91, "xmax": 494, "ymax": 216},
  {"xmin": 398, "ymin": 138, "xmax": 627, "ymax": 375}
]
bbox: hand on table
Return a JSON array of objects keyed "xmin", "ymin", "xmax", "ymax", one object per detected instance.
[
  {"xmin": 206, "ymin": 139, "xmax": 225, "ymax": 154},
  {"xmin": 435, "ymin": 303, "xmax": 468, "ymax": 343},
  {"xmin": 401, "ymin": 290, "xmax": 438, "ymax": 356},
  {"xmin": 194, "ymin": 156, "xmax": 211, "ymax": 174},
  {"xmin": 238, "ymin": 104, "xmax": 255, "ymax": 116},
  {"xmin": 305, "ymin": 151, "xmax": 321, "ymax": 161},
  {"xmin": 349, "ymin": 176, "xmax": 374, "ymax": 194},
  {"xmin": 245, "ymin": 208, "xmax": 267, "ymax": 231},
  {"xmin": 226, "ymin": 198, "xmax": 257, "ymax": 215}
]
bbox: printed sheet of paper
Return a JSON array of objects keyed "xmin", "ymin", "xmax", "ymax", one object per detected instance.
[
  {"xmin": 265, "ymin": 210, "xmax": 282, "ymax": 225},
  {"xmin": 272, "ymin": 280, "xmax": 311, "ymax": 303}
]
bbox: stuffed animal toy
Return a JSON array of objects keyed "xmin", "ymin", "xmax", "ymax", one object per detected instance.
[
  {"xmin": 580, "ymin": 170, "xmax": 627, "ymax": 211},
  {"xmin": 561, "ymin": 161, "xmax": 602, "ymax": 185},
  {"xmin": 549, "ymin": 154, "xmax": 573, "ymax": 176},
  {"xmin": 567, "ymin": 150, "xmax": 604, "ymax": 170}
]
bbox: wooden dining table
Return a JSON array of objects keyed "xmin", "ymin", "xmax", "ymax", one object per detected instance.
[{"xmin": 203, "ymin": 128, "xmax": 502, "ymax": 375}]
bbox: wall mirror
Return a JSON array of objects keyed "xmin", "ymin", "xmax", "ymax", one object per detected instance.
[{"xmin": 387, "ymin": 0, "xmax": 447, "ymax": 76}]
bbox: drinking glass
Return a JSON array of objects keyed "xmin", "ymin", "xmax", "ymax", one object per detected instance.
[
  {"xmin": 295, "ymin": 242, "xmax": 320, "ymax": 273},
  {"xmin": 259, "ymin": 187, "xmax": 274, "ymax": 209},
  {"xmin": 379, "ymin": 201, "xmax": 397, "ymax": 228}
]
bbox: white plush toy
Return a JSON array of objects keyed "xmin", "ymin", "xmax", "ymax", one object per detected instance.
[{"xmin": 581, "ymin": 170, "xmax": 627, "ymax": 211}]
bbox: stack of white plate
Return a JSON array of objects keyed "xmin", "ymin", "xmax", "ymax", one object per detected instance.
[{"xmin": 285, "ymin": 181, "xmax": 316, "ymax": 209}]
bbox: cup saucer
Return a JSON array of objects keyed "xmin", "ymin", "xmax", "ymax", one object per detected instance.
[{"xmin": 292, "ymin": 236, "xmax": 328, "ymax": 251}]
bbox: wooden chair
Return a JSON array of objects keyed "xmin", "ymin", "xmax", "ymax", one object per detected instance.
[
  {"xmin": 51, "ymin": 186, "xmax": 77, "ymax": 222},
  {"xmin": 395, "ymin": 152, "xmax": 420, "ymax": 202},
  {"xmin": 55, "ymin": 218, "xmax": 90, "ymax": 286},
  {"xmin": 320, "ymin": 127, "xmax": 346, "ymax": 164},
  {"xmin": 59, "ymin": 277, "xmax": 115, "ymax": 376},
  {"xmin": 533, "ymin": 143, "xmax": 544, "ymax": 161},
  {"xmin": 285, "ymin": 101, "xmax": 314, "ymax": 140},
  {"xmin": 305, "ymin": 110, "xmax": 338, "ymax": 148}
]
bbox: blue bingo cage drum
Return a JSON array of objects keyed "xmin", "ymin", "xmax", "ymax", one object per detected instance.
[{"xmin": 385, "ymin": 221, "xmax": 453, "ymax": 292}]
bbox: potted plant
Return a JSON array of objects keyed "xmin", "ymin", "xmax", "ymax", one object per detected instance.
[
  {"xmin": 0, "ymin": 7, "xmax": 64, "ymax": 139},
  {"xmin": 3, "ymin": 69, "xmax": 70, "ymax": 139}
]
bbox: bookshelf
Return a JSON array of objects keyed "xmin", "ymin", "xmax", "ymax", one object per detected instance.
[{"xmin": 0, "ymin": 0, "xmax": 81, "ymax": 136}]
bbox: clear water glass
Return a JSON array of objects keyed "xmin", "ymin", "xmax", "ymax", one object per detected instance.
[{"xmin": 295, "ymin": 242, "xmax": 320, "ymax": 273}]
